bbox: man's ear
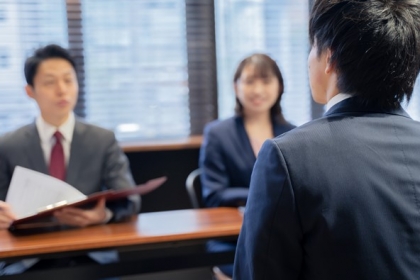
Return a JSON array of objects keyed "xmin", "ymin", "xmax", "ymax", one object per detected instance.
[
  {"xmin": 325, "ymin": 49, "xmax": 334, "ymax": 74},
  {"xmin": 25, "ymin": 85, "xmax": 35, "ymax": 99}
]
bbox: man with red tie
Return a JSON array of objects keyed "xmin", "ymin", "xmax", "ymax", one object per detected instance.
[{"xmin": 0, "ymin": 45, "xmax": 140, "ymax": 274}]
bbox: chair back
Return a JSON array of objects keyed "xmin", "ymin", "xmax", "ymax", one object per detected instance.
[{"xmin": 185, "ymin": 169, "xmax": 202, "ymax": 208}]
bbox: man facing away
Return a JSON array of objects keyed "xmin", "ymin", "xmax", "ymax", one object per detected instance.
[
  {"xmin": 0, "ymin": 44, "xmax": 140, "ymax": 274},
  {"xmin": 233, "ymin": 0, "xmax": 420, "ymax": 279}
]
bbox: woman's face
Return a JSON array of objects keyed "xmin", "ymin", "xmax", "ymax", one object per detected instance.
[{"xmin": 235, "ymin": 64, "xmax": 280, "ymax": 116}]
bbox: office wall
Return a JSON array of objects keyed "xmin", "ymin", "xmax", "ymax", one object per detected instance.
[{"xmin": 126, "ymin": 148, "xmax": 199, "ymax": 213}]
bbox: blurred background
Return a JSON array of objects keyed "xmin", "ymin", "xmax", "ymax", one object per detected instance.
[{"xmin": 0, "ymin": 0, "xmax": 419, "ymax": 141}]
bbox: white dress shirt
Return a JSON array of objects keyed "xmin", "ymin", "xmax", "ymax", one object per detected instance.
[
  {"xmin": 325, "ymin": 93, "xmax": 352, "ymax": 113},
  {"xmin": 36, "ymin": 112, "xmax": 75, "ymax": 166}
]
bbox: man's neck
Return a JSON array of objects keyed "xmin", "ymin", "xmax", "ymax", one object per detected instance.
[{"xmin": 41, "ymin": 114, "xmax": 70, "ymax": 128}]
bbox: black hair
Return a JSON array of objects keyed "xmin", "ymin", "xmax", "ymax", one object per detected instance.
[
  {"xmin": 309, "ymin": 0, "xmax": 420, "ymax": 109},
  {"xmin": 24, "ymin": 44, "xmax": 77, "ymax": 86},
  {"xmin": 233, "ymin": 53, "xmax": 287, "ymax": 124}
]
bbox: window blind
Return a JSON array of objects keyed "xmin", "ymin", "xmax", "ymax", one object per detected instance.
[
  {"xmin": 215, "ymin": 0, "xmax": 311, "ymax": 126},
  {"xmin": 0, "ymin": 0, "xmax": 216, "ymax": 139},
  {"xmin": 81, "ymin": 0, "xmax": 190, "ymax": 140},
  {"xmin": 0, "ymin": 0, "xmax": 68, "ymax": 135},
  {"xmin": 2, "ymin": 0, "xmax": 420, "ymax": 138}
]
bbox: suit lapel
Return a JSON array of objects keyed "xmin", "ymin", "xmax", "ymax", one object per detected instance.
[
  {"xmin": 66, "ymin": 120, "xmax": 87, "ymax": 184},
  {"xmin": 24, "ymin": 123, "xmax": 49, "ymax": 174},
  {"xmin": 235, "ymin": 116, "xmax": 257, "ymax": 161}
]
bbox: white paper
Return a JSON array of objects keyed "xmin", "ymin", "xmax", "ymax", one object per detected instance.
[{"xmin": 5, "ymin": 166, "xmax": 87, "ymax": 219}]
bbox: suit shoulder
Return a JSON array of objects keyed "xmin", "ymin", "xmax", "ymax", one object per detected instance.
[
  {"xmin": 273, "ymin": 119, "xmax": 296, "ymax": 137},
  {"xmin": 0, "ymin": 124, "xmax": 34, "ymax": 150},
  {"xmin": 281, "ymin": 121, "xmax": 297, "ymax": 131},
  {"xmin": 272, "ymin": 117, "xmax": 329, "ymax": 147},
  {"xmin": 76, "ymin": 120, "xmax": 115, "ymax": 140},
  {"xmin": 204, "ymin": 117, "xmax": 238, "ymax": 136}
]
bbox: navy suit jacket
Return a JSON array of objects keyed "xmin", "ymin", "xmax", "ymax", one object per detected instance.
[
  {"xmin": 233, "ymin": 97, "xmax": 420, "ymax": 279},
  {"xmin": 0, "ymin": 120, "xmax": 140, "ymax": 222},
  {"xmin": 200, "ymin": 116, "xmax": 295, "ymax": 207}
]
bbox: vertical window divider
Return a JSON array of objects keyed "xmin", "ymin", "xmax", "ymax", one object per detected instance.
[
  {"xmin": 185, "ymin": 0, "xmax": 218, "ymax": 135},
  {"xmin": 66, "ymin": 0, "xmax": 86, "ymax": 118}
]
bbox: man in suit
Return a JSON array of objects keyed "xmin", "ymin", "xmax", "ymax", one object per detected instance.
[
  {"xmin": 0, "ymin": 44, "xmax": 140, "ymax": 273},
  {"xmin": 233, "ymin": 0, "xmax": 420, "ymax": 279}
]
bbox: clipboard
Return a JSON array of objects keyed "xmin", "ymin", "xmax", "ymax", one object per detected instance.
[{"xmin": 9, "ymin": 176, "xmax": 167, "ymax": 231}]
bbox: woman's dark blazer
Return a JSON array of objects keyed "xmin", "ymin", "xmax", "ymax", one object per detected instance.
[{"xmin": 199, "ymin": 116, "xmax": 295, "ymax": 207}]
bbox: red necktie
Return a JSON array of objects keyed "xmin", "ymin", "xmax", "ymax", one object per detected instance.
[{"xmin": 49, "ymin": 131, "xmax": 66, "ymax": 181}]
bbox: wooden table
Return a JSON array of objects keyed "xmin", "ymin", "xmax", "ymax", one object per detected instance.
[{"xmin": 0, "ymin": 207, "xmax": 242, "ymax": 279}]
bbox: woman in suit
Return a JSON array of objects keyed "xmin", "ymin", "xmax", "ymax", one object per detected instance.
[
  {"xmin": 200, "ymin": 53, "xmax": 295, "ymax": 208},
  {"xmin": 199, "ymin": 53, "xmax": 295, "ymax": 278}
]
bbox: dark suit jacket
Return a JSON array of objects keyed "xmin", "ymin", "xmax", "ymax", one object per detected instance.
[
  {"xmin": 0, "ymin": 120, "xmax": 140, "ymax": 222},
  {"xmin": 233, "ymin": 97, "xmax": 420, "ymax": 280},
  {"xmin": 200, "ymin": 116, "xmax": 295, "ymax": 207}
]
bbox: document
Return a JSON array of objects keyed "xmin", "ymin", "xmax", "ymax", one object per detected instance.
[
  {"xmin": 6, "ymin": 166, "xmax": 87, "ymax": 219},
  {"xmin": 6, "ymin": 166, "xmax": 167, "ymax": 229}
]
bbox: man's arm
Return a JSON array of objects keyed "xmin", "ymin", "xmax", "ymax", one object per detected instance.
[
  {"xmin": 0, "ymin": 201, "xmax": 15, "ymax": 229},
  {"xmin": 100, "ymin": 134, "xmax": 140, "ymax": 222},
  {"xmin": 0, "ymin": 141, "xmax": 11, "ymax": 202},
  {"xmin": 233, "ymin": 139, "xmax": 303, "ymax": 280},
  {"xmin": 0, "ymin": 143, "xmax": 16, "ymax": 229}
]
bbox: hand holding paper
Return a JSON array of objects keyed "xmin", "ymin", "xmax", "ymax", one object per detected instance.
[
  {"xmin": 54, "ymin": 198, "xmax": 107, "ymax": 227},
  {"xmin": 0, "ymin": 201, "xmax": 16, "ymax": 229},
  {"xmin": 6, "ymin": 166, "xmax": 87, "ymax": 219},
  {"xmin": 5, "ymin": 166, "xmax": 167, "ymax": 230}
]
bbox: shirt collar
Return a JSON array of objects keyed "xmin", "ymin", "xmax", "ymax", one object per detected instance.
[
  {"xmin": 325, "ymin": 93, "xmax": 353, "ymax": 113},
  {"xmin": 36, "ymin": 112, "xmax": 75, "ymax": 143}
]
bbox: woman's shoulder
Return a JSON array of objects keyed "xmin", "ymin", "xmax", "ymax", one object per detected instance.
[
  {"xmin": 280, "ymin": 121, "xmax": 297, "ymax": 130},
  {"xmin": 204, "ymin": 116, "xmax": 241, "ymax": 135},
  {"xmin": 272, "ymin": 118, "xmax": 296, "ymax": 135}
]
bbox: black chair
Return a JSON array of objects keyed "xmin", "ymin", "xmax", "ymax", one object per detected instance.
[
  {"xmin": 185, "ymin": 168, "xmax": 202, "ymax": 208},
  {"xmin": 186, "ymin": 169, "xmax": 233, "ymax": 279}
]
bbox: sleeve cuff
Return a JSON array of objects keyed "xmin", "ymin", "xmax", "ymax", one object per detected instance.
[{"xmin": 103, "ymin": 208, "xmax": 114, "ymax": 224}]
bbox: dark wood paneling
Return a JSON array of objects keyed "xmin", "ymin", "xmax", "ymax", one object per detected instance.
[{"xmin": 126, "ymin": 148, "xmax": 200, "ymax": 213}]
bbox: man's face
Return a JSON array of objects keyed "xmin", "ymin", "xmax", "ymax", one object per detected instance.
[
  {"xmin": 26, "ymin": 58, "xmax": 78, "ymax": 125},
  {"xmin": 308, "ymin": 44, "xmax": 329, "ymax": 104}
]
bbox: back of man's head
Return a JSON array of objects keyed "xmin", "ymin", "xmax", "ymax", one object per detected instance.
[
  {"xmin": 24, "ymin": 44, "xmax": 77, "ymax": 87},
  {"xmin": 309, "ymin": 0, "xmax": 420, "ymax": 109}
]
